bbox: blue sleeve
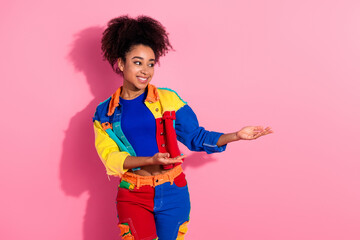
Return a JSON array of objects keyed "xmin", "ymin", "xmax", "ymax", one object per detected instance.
[{"xmin": 175, "ymin": 104, "xmax": 227, "ymax": 153}]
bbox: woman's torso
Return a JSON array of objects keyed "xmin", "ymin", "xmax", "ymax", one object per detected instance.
[
  {"xmin": 120, "ymin": 90, "xmax": 173, "ymax": 177},
  {"xmin": 129, "ymin": 165, "xmax": 170, "ymax": 176}
]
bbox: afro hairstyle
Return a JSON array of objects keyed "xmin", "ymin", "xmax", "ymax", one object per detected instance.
[{"xmin": 101, "ymin": 15, "xmax": 173, "ymax": 73}]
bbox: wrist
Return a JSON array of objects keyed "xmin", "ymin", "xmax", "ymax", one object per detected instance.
[
  {"xmin": 234, "ymin": 132, "xmax": 242, "ymax": 141},
  {"xmin": 147, "ymin": 156, "xmax": 155, "ymax": 165}
]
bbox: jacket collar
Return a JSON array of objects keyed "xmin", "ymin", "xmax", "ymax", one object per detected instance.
[{"xmin": 107, "ymin": 84, "xmax": 160, "ymax": 116}]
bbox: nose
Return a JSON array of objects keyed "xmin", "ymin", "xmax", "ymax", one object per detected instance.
[{"xmin": 140, "ymin": 66, "xmax": 149, "ymax": 75}]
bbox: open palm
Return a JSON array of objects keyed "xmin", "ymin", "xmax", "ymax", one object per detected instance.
[{"xmin": 236, "ymin": 126, "xmax": 273, "ymax": 140}]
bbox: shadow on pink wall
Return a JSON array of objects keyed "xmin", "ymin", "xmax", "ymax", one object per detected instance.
[{"xmin": 60, "ymin": 26, "xmax": 218, "ymax": 240}]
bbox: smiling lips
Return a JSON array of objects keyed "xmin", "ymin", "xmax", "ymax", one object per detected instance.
[{"xmin": 137, "ymin": 76, "xmax": 148, "ymax": 83}]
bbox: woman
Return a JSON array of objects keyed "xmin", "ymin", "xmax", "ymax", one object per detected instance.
[{"xmin": 93, "ymin": 15, "xmax": 273, "ymax": 240}]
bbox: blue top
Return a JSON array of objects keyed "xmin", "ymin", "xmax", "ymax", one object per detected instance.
[{"xmin": 120, "ymin": 90, "xmax": 159, "ymax": 157}]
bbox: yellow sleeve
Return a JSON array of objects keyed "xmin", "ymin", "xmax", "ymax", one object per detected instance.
[{"xmin": 93, "ymin": 120, "xmax": 129, "ymax": 177}]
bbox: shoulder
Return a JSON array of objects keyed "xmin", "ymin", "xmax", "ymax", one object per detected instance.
[
  {"xmin": 93, "ymin": 97, "xmax": 112, "ymax": 122},
  {"xmin": 157, "ymin": 87, "xmax": 187, "ymax": 103},
  {"xmin": 157, "ymin": 87, "xmax": 187, "ymax": 112}
]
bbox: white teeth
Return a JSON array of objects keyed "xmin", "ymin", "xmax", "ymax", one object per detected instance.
[{"xmin": 137, "ymin": 77, "xmax": 147, "ymax": 81}]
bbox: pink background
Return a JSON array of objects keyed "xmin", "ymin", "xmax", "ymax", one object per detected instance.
[{"xmin": 1, "ymin": 0, "xmax": 360, "ymax": 239}]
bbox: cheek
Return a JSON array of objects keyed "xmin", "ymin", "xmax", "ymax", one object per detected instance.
[{"xmin": 123, "ymin": 66, "xmax": 137, "ymax": 77}]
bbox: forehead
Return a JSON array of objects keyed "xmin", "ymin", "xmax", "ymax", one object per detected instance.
[{"xmin": 126, "ymin": 44, "xmax": 155, "ymax": 59}]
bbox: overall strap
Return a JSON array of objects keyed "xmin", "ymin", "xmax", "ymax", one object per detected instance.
[{"xmin": 162, "ymin": 111, "xmax": 184, "ymax": 169}]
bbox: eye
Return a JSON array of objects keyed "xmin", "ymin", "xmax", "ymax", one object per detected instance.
[
  {"xmin": 148, "ymin": 63, "xmax": 155, "ymax": 67},
  {"xmin": 134, "ymin": 61, "xmax": 141, "ymax": 65}
]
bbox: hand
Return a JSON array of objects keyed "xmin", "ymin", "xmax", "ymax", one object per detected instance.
[
  {"xmin": 151, "ymin": 153, "xmax": 185, "ymax": 165},
  {"xmin": 236, "ymin": 126, "xmax": 273, "ymax": 140}
]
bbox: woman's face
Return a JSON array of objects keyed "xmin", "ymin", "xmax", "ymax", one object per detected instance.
[{"xmin": 118, "ymin": 44, "xmax": 155, "ymax": 92}]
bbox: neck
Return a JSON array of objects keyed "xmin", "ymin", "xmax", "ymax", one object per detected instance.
[{"xmin": 121, "ymin": 83, "xmax": 147, "ymax": 100}]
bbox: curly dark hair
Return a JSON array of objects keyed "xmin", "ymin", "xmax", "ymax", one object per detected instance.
[{"xmin": 101, "ymin": 15, "xmax": 173, "ymax": 73}]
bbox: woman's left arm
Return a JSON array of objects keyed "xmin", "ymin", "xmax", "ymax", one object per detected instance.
[{"xmin": 216, "ymin": 126, "xmax": 273, "ymax": 147}]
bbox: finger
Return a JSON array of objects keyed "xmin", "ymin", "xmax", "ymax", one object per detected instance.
[
  {"xmin": 175, "ymin": 155, "xmax": 186, "ymax": 160},
  {"xmin": 159, "ymin": 156, "xmax": 169, "ymax": 161},
  {"xmin": 253, "ymin": 128, "xmax": 265, "ymax": 134},
  {"xmin": 158, "ymin": 152, "xmax": 170, "ymax": 158},
  {"xmin": 172, "ymin": 155, "xmax": 186, "ymax": 162},
  {"xmin": 167, "ymin": 158, "xmax": 184, "ymax": 164},
  {"xmin": 264, "ymin": 127, "xmax": 272, "ymax": 132},
  {"xmin": 255, "ymin": 129, "xmax": 268, "ymax": 138},
  {"xmin": 264, "ymin": 130, "xmax": 273, "ymax": 135},
  {"xmin": 263, "ymin": 127, "xmax": 273, "ymax": 134},
  {"xmin": 255, "ymin": 127, "xmax": 272, "ymax": 135},
  {"xmin": 254, "ymin": 126, "xmax": 264, "ymax": 132},
  {"xmin": 256, "ymin": 129, "xmax": 273, "ymax": 138},
  {"xmin": 253, "ymin": 133, "xmax": 262, "ymax": 139}
]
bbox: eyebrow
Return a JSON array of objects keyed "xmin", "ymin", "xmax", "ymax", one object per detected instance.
[{"xmin": 131, "ymin": 56, "xmax": 155, "ymax": 61}]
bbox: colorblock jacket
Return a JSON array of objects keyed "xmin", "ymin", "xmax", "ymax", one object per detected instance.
[{"xmin": 93, "ymin": 84, "xmax": 226, "ymax": 177}]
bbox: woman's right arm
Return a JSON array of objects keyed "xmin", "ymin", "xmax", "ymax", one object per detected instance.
[
  {"xmin": 123, "ymin": 153, "xmax": 184, "ymax": 169},
  {"xmin": 94, "ymin": 120, "xmax": 130, "ymax": 177},
  {"xmin": 94, "ymin": 120, "xmax": 183, "ymax": 177}
]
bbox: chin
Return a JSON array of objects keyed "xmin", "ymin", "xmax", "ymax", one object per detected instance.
[{"xmin": 136, "ymin": 82, "xmax": 149, "ymax": 89}]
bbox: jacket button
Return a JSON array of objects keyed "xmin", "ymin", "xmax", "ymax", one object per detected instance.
[
  {"xmin": 155, "ymin": 108, "xmax": 159, "ymax": 112},
  {"xmin": 161, "ymin": 144, "xmax": 166, "ymax": 147},
  {"xmin": 159, "ymin": 120, "xmax": 163, "ymax": 124},
  {"xmin": 160, "ymin": 132, "xmax": 164, "ymax": 135}
]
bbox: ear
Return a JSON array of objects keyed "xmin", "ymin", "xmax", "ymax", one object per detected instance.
[{"xmin": 117, "ymin": 58, "xmax": 124, "ymax": 72}]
